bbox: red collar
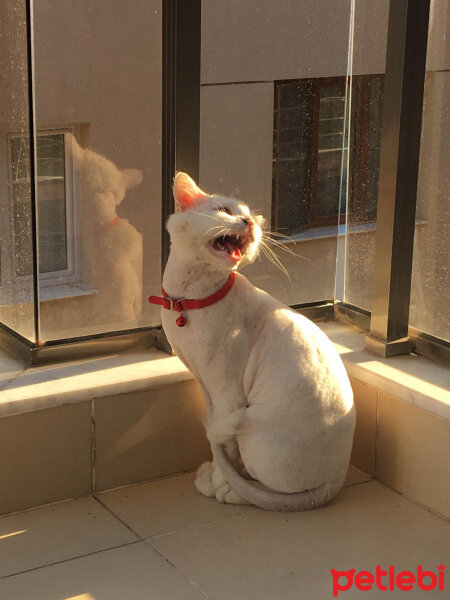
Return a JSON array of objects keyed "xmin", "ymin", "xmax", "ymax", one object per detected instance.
[
  {"xmin": 104, "ymin": 215, "xmax": 121, "ymax": 230},
  {"xmin": 148, "ymin": 272, "xmax": 236, "ymax": 327}
]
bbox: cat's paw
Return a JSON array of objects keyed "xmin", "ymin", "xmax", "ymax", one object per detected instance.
[
  {"xmin": 194, "ymin": 461, "xmax": 216, "ymax": 498},
  {"xmin": 215, "ymin": 481, "xmax": 251, "ymax": 505},
  {"xmin": 196, "ymin": 461, "xmax": 251, "ymax": 505}
]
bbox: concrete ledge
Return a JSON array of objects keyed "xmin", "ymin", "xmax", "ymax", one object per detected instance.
[
  {"xmin": 321, "ymin": 322, "xmax": 450, "ymax": 420},
  {"xmin": 321, "ymin": 322, "xmax": 450, "ymax": 519},
  {"xmin": 0, "ymin": 401, "xmax": 93, "ymax": 515},
  {"xmin": 1, "ymin": 322, "xmax": 448, "ymax": 421},
  {"xmin": 0, "ymin": 379, "xmax": 210, "ymax": 515},
  {"xmin": 0, "ymin": 348, "xmax": 194, "ymax": 418},
  {"xmin": 0, "ymin": 322, "xmax": 448, "ymax": 517}
]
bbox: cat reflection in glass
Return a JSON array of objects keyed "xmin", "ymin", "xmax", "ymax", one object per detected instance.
[{"xmin": 40, "ymin": 135, "xmax": 143, "ymax": 336}]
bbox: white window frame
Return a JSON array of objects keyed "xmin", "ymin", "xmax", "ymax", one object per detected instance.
[{"xmin": 1, "ymin": 127, "xmax": 81, "ymax": 304}]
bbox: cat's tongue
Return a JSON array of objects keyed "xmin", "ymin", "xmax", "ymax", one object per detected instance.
[{"xmin": 224, "ymin": 241, "xmax": 242, "ymax": 261}]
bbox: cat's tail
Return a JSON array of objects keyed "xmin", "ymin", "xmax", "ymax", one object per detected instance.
[{"xmin": 211, "ymin": 442, "xmax": 346, "ymax": 512}]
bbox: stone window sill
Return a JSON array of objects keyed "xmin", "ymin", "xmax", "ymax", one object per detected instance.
[
  {"xmin": 0, "ymin": 321, "xmax": 448, "ymax": 421},
  {"xmin": 0, "ymin": 283, "xmax": 97, "ymax": 307}
]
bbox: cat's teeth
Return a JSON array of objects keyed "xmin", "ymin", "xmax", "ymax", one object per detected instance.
[{"xmin": 212, "ymin": 233, "xmax": 248, "ymax": 259}]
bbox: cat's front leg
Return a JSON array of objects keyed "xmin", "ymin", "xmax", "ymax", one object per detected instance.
[
  {"xmin": 210, "ymin": 448, "xmax": 251, "ymax": 505},
  {"xmin": 194, "ymin": 461, "xmax": 216, "ymax": 497},
  {"xmin": 200, "ymin": 383, "xmax": 244, "ymax": 468},
  {"xmin": 195, "ymin": 383, "xmax": 250, "ymax": 505},
  {"xmin": 195, "ymin": 459, "xmax": 250, "ymax": 505},
  {"xmin": 194, "ymin": 382, "xmax": 218, "ymax": 498}
]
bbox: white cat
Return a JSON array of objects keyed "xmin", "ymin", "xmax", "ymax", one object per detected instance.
[{"xmin": 156, "ymin": 172, "xmax": 355, "ymax": 511}]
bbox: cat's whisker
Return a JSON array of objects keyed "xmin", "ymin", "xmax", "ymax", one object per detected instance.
[
  {"xmin": 261, "ymin": 233, "xmax": 310, "ymax": 262},
  {"xmin": 263, "ymin": 239, "xmax": 298, "ymax": 259},
  {"xmin": 259, "ymin": 240, "xmax": 291, "ymax": 281},
  {"xmin": 264, "ymin": 230, "xmax": 290, "ymax": 238},
  {"xmin": 205, "ymin": 224, "xmax": 229, "ymax": 236},
  {"xmin": 210, "ymin": 226, "xmax": 230, "ymax": 238},
  {"xmin": 262, "ymin": 235, "xmax": 296, "ymax": 255},
  {"xmin": 263, "ymin": 232, "xmax": 296, "ymax": 245},
  {"xmin": 202, "ymin": 227, "xmax": 230, "ymax": 248},
  {"xmin": 262, "ymin": 241, "xmax": 291, "ymax": 276},
  {"xmin": 259, "ymin": 243, "xmax": 281, "ymax": 275},
  {"xmin": 189, "ymin": 210, "xmax": 223, "ymax": 223},
  {"xmin": 260, "ymin": 240, "xmax": 281, "ymax": 262}
]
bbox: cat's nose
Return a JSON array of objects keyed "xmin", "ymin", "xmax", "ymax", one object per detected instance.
[{"xmin": 242, "ymin": 216, "xmax": 254, "ymax": 227}]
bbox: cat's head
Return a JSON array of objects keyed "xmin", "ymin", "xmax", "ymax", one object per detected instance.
[
  {"xmin": 81, "ymin": 149, "xmax": 143, "ymax": 207},
  {"xmin": 68, "ymin": 134, "xmax": 143, "ymax": 224},
  {"xmin": 167, "ymin": 172, "xmax": 263, "ymax": 271}
]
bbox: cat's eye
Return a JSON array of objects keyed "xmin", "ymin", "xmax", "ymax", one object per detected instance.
[{"xmin": 218, "ymin": 206, "xmax": 232, "ymax": 215}]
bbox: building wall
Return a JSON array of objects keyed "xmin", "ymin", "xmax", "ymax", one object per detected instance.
[
  {"xmin": 200, "ymin": 0, "xmax": 389, "ymax": 305},
  {"xmin": 200, "ymin": 0, "xmax": 450, "ymax": 338}
]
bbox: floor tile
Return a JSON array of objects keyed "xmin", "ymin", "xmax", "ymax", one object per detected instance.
[
  {"xmin": 0, "ymin": 497, "xmax": 137, "ymax": 577},
  {"xmin": 98, "ymin": 465, "xmax": 369, "ymax": 540},
  {"xmin": 97, "ymin": 470, "xmax": 256, "ymax": 538},
  {"xmin": 0, "ymin": 542, "xmax": 206, "ymax": 600},
  {"xmin": 150, "ymin": 481, "xmax": 449, "ymax": 600}
]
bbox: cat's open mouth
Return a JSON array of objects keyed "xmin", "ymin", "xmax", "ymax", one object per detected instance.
[{"xmin": 210, "ymin": 233, "xmax": 249, "ymax": 263}]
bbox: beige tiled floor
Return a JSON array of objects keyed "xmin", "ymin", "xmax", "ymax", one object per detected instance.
[{"xmin": 1, "ymin": 467, "xmax": 448, "ymax": 600}]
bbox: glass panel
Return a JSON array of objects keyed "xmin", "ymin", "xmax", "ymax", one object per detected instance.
[
  {"xmin": 0, "ymin": 0, "xmax": 36, "ymax": 341},
  {"xmin": 273, "ymin": 80, "xmax": 314, "ymax": 236},
  {"xmin": 410, "ymin": 0, "xmax": 450, "ymax": 341},
  {"xmin": 11, "ymin": 133, "xmax": 67, "ymax": 275},
  {"xmin": 339, "ymin": 0, "xmax": 388, "ymax": 310},
  {"xmin": 316, "ymin": 82, "xmax": 347, "ymax": 219},
  {"xmin": 32, "ymin": 0, "xmax": 163, "ymax": 341},
  {"xmin": 35, "ymin": 134, "xmax": 68, "ymax": 274},
  {"xmin": 200, "ymin": 0, "xmax": 353, "ymax": 306}
]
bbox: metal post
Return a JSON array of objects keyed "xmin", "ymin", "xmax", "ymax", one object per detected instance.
[
  {"xmin": 161, "ymin": 0, "xmax": 177, "ymax": 270},
  {"xmin": 175, "ymin": 0, "xmax": 201, "ymax": 181},
  {"xmin": 365, "ymin": 0, "xmax": 431, "ymax": 357},
  {"xmin": 25, "ymin": 0, "xmax": 41, "ymax": 345},
  {"xmin": 161, "ymin": 0, "xmax": 201, "ymax": 270}
]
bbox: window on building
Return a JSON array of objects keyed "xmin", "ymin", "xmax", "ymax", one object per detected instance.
[
  {"xmin": 272, "ymin": 75, "xmax": 384, "ymax": 235},
  {"xmin": 2, "ymin": 130, "xmax": 79, "ymax": 297}
]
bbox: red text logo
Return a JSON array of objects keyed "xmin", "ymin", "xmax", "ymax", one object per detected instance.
[{"xmin": 331, "ymin": 564, "xmax": 445, "ymax": 597}]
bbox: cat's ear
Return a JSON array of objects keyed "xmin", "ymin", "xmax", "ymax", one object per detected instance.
[
  {"xmin": 123, "ymin": 168, "xmax": 143, "ymax": 190},
  {"xmin": 66, "ymin": 133, "xmax": 85, "ymax": 163},
  {"xmin": 173, "ymin": 172, "xmax": 208, "ymax": 211}
]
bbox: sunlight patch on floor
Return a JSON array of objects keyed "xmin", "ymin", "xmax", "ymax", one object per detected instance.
[{"xmin": 0, "ymin": 529, "xmax": 27, "ymax": 541}]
